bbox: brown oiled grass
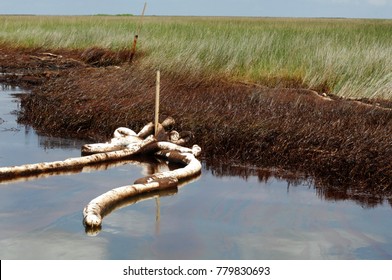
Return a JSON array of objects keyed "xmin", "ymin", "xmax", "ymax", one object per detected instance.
[{"xmin": 16, "ymin": 62, "xmax": 392, "ymax": 202}]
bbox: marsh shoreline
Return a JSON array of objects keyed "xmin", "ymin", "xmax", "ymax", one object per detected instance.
[{"xmin": 1, "ymin": 46, "xmax": 391, "ymax": 204}]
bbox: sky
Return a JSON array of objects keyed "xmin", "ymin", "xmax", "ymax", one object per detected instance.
[{"xmin": 0, "ymin": 0, "xmax": 391, "ymax": 19}]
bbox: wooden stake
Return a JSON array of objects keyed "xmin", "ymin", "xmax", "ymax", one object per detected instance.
[
  {"xmin": 130, "ymin": 2, "xmax": 147, "ymax": 60},
  {"xmin": 137, "ymin": 2, "xmax": 148, "ymax": 35},
  {"xmin": 154, "ymin": 70, "xmax": 160, "ymax": 136}
]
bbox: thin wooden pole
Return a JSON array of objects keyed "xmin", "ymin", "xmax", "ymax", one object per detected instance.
[
  {"xmin": 154, "ymin": 70, "xmax": 160, "ymax": 136},
  {"xmin": 130, "ymin": 2, "xmax": 147, "ymax": 60},
  {"xmin": 137, "ymin": 2, "xmax": 148, "ymax": 35}
]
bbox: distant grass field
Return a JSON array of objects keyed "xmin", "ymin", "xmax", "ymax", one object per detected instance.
[{"xmin": 1, "ymin": 15, "xmax": 391, "ymax": 99}]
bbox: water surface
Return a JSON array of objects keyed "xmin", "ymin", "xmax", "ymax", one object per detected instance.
[{"xmin": 1, "ymin": 85, "xmax": 392, "ymax": 260}]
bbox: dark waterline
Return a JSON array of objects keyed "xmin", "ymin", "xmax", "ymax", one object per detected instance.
[{"xmin": 1, "ymin": 85, "xmax": 392, "ymax": 260}]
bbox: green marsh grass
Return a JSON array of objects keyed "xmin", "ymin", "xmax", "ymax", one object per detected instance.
[{"xmin": 1, "ymin": 15, "xmax": 391, "ymax": 99}]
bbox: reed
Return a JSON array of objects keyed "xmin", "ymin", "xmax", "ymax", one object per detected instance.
[{"xmin": 1, "ymin": 15, "xmax": 391, "ymax": 99}]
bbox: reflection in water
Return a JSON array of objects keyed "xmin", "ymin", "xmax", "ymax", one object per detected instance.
[
  {"xmin": 37, "ymin": 134, "xmax": 84, "ymax": 151},
  {"xmin": 206, "ymin": 162, "xmax": 392, "ymax": 209},
  {"xmin": 315, "ymin": 184, "xmax": 389, "ymax": 208},
  {"xmin": 208, "ymin": 162, "xmax": 309, "ymax": 187}
]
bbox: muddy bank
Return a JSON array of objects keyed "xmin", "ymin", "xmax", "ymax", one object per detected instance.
[{"xmin": 1, "ymin": 46, "xmax": 391, "ymax": 203}]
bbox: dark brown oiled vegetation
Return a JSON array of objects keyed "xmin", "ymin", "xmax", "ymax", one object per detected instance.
[{"xmin": 16, "ymin": 58, "xmax": 392, "ymax": 203}]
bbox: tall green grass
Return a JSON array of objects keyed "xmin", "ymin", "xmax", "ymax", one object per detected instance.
[{"xmin": 1, "ymin": 15, "xmax": 391, "ymax": 99}]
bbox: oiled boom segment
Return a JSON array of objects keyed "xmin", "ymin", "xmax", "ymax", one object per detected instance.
[
  {"xmin": 83, "ymin": 179, "xmax": 177, "ymax": 228},
  {"xmin": 83, "ymin": 147, "xmax": 201, "ymax": 228},
  {"xmin": 0, "ymin": 136, "xmax": 155, "ymax": 179}
]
